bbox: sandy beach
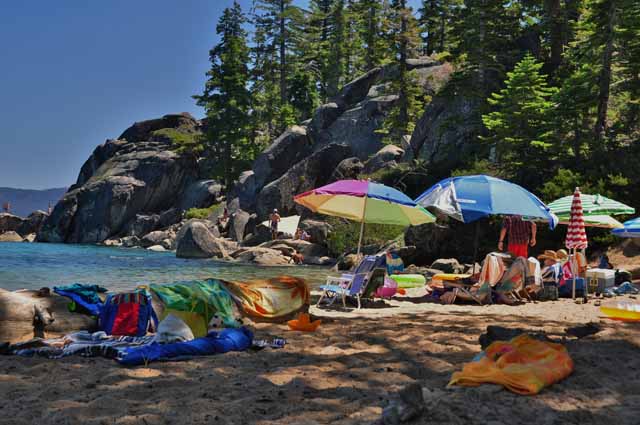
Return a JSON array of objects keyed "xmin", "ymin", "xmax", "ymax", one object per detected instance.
[{"xmin": 1, "ymin": 291, "xmax": 639, "ymax": 425}]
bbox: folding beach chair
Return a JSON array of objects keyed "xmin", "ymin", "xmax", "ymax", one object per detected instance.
[{"xmin": 318, "ymin": 255, "xmax": 386, "ymax": 309}]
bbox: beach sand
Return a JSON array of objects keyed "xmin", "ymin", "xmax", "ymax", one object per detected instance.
[{"xmin": 1, "ymin": 292, "xmax": 639, "ymax": 425}]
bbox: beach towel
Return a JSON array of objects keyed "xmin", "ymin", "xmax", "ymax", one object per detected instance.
[
  {"xmin": 117, "ymin": 327, "xmax": 253, "ymax": 366},
  {"xmin": 150, "ymin": 280, "xmax": 240, "ymax": 337},
  {"xmin": 14, "ymin": 331, "xmax": 154, "ymax": 359},
  {"xmin": 222, "ymin": 276, "xmax": 309, "ymax": 320},
  {"xmin": 527, "ymin": 258, "xmax": 542, "ymax": 286},
  {"xmin": 53, "ymin": 283, "xmax": 108, "ymax": 316},
  {"xmin": 478, "ymin": 254, "xmax": 506, "ymax": 287},
  {"xmin": 99, "ymin": 291, "xmax": 157, "ymax": 337},
  {"xmin": 448, "ymin": 334, "xmax": 574, "ymax": 395}
]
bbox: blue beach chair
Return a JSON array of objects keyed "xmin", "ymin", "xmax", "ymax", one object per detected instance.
[{"xmin": 317, "ymin": 255, "xmax": 386, "ymax": 309}]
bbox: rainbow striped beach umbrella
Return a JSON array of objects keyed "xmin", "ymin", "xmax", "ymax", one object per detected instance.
[{"xmin": 294, "ymin": 180, "xmax": 435, "ymax": 254}]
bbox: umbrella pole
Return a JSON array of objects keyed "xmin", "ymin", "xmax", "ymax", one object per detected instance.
[
  {"xmin": 356, "ymin": 195, "xmax": 369, "ymax": 255},
  {"xmin": 572, "ymin": 247, "xmax": 576, "ymax": 299},
  {"xmin": 357, "ymin": 220, "xmax": 365, "ymax": 255},
  {"xmin": 472, "ymin": 221, "xmax": 479, "ymax": 275}
]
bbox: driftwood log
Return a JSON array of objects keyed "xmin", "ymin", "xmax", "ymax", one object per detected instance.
[{"xmin": 0, "ymin": 289, "xmax": 97, "ymax": 343}]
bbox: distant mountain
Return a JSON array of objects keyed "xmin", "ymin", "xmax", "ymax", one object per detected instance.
[{"xmin": 0, "ymin": 187, "xmax": 67, "ymax": 218}]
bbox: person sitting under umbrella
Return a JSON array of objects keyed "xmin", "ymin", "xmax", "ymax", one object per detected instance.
[
  {"xmin": 498, "ymin": 215, "xmax": 537, "ymax": 258},
  {"xmin": 539, "ymin": 250, "xmax": 562, "ymax": 285}
]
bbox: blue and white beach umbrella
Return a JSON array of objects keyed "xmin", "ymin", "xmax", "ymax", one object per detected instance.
[
  {"xmin": 415, "ymin": 175, "xmax": 557, "ymax": 227},
  {"xmin": 612, "ymin": 217, "xmax": 640, "ymax": 238}
]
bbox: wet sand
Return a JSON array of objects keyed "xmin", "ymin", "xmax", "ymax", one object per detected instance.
[{"xmin": 1, "ymin": 294, "xmax": 639, "ymax": 425}]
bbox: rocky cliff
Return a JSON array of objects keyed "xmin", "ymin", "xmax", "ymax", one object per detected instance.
[
  {"xmin": 38, "ymin": 113, "xmax": 221, "ymax": 243},
  {"xmin": 225, "ymin": 57, "xmax": 453, "ymax": 242}
]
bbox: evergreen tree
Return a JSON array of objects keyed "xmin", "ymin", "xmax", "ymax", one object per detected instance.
[
  {"xmin": 252, "ymin": 0, "xmax": 303, "ymax": 133},
  {"xmin": 482, "ymin": 54, "xmax": 559, "ymax": 187},
  {"xmin": 451, "ymin": 0, "xmax": 522, "ymax": 96},
  {"xmin": 378, "ymin": 0, "xmax": 426, "ymax": 145},
  {"xmin": 194, "ymin": 1, "xmax": 253, "ymax": 187},
  {"xmin": 417, "ymin": 0, "xmax": 460, "ymax": 55}
]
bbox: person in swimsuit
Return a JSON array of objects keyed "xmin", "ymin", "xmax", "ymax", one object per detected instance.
[{"xmin": 269, "ymin": 209, "xmax": 281, "ymax": 240}]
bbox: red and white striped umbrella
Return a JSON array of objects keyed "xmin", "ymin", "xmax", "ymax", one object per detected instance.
[{"xmin": 565, "ymin": 187, "xmax": 588, "ymax": 249}]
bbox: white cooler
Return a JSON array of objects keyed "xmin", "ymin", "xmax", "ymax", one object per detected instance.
[{"xmin": 585, "ymin": 268, "xmax": 616, "ymax": 294}]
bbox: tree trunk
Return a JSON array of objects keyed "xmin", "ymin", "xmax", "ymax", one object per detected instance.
[
  {"xmin": 279, "ymin": 0, "xmax": 287, "ymax": 105},
  {"xmin": 398, "ymin": 0, "xmax": 409, "ymax": 133},
  {"xmin": 545, "ymin": 0, "xmax": 564, "ymax": 73},
  {"xmin": 366, "ymin": 4, "xmax": 376, "ymax": 69},
  {"xmin": 439, "ymin": 10, "xmax": 446, "ymax": 52},
  {"xmin": 594, "ymin": 0, "xmax": 616, "ymax": 143}
]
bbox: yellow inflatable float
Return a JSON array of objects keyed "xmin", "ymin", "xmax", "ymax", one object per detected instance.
[{"xmin": 600, "ymin": 301, "xmax": 640, "ymax": 322}]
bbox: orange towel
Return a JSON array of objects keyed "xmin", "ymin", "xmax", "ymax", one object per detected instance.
[{"xmin": 448, "ymin": 334, "xmax": 574, "ymax": 395}]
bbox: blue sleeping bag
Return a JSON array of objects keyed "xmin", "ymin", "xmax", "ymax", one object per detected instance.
[{"xmin": 117, "ymin": 327, "xmax": 253, "ymax": 366}]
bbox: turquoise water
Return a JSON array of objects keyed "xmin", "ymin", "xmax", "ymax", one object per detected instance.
[{"xmin": 0, "ymin": 242, "xmax": 331, "ymax": 292}]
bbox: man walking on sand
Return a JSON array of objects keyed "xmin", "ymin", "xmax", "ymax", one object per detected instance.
[{"xmin": 498, "ymin": 215, "xmax": 536, "ymax": 258}]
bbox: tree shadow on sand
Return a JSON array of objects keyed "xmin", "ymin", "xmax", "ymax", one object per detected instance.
[{"xmin": 1, "ymin": 312, "xmax": 639, "ymax": 425}]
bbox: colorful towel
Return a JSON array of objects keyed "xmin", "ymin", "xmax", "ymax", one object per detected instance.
[
  {"xmin": 221, "ymin": 276, "xmax": 309, "ymax": 320},
  {"xmin": 150, "ymin": 280, "xmax": 240, "ymax": 337},
  {"xmin": 448, "ymin": 334, "xmax": 574, "ymax": 395}
]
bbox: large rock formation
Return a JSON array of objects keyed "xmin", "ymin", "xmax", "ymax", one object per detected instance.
[
  {"xmin": 227, "ymin": 57, "xmax": 450, "ymax": 225},
  {"xmin": 256, "ymin": 143, "xmax": 353, "ymax": 218},
  {"xmin": 38, "ymin": 113, "xmax": 215, "ymax": 243}
]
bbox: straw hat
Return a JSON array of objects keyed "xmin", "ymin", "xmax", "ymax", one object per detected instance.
[
  {"xmin": 538, "ymin": 250, "xmax": 558, "ymax": 261},
  {"xmin": 556, "ymin": 249, "xmax": 569, "ymax": 262}
]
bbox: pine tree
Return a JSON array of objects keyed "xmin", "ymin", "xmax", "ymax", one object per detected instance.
[
  {"xmin": 616, "ymin": 0, "xmax": 640, "ymax": 135},
  {"xmin": 377, "ymin": 0, "xmax": 426, "ymax": 145},
  {"xmin": 251, "ymin": 0, "xmax": 303, "ymax": 133},
  {"xmin": 482, "ymin": 54, "xmax": 559, "ymax": 187},
  {"xmin": 194, "ymin": 1, "xmax": 253, "ymax": 187},
  {"xmin": 417, "ymin": 0, "xmax": 460, "ymax": 55},
  {"xmin": 451, "ymin": 0, "xmax": 522, "ymax": 96}
]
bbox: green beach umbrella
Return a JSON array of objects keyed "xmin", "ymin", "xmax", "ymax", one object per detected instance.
[
  {"xmin": 555, "ymin": 214, "xmax": 623, "ymax": 229},
  {"xmin": 548, "ymin": 193, "xmax": 635, "ymax": 217}
]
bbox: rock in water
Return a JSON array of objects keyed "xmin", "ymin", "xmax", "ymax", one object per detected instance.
[
  {"xmin": 230, "ymin": 247, "xmax": 291, "ymax": 266},
  {"xmin": 18, "ymin": 210, "xmax": 49, "ymax": 236},
  {"xmin": 37, "ymin": 113, "xmax": 203, "ymax": 244},
  {"xmin": 175, "ymin": 221, "xmax": 227, "ymax": 259},
  {"xmin": 0, "ymin": 213, "xmax": 25, "ymax": 234},
  {"xmin": 0, "ymin": 231, "xmax": 23, "ymax": 242}
]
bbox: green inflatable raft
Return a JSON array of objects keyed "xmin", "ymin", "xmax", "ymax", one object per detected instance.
[{"xmin": 389, "ymin": 274, "xmax": 426, "ymax": 288}]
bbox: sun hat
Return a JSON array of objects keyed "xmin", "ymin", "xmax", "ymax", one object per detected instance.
[
  {"xmin": 556, "ymin": 249, "xmax": 569, "ymax": 262},
  {"xmin": 538, "ymin": 250, "xmax": 558, "ymax": 261}
]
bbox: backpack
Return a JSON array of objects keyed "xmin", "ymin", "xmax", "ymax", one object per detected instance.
[{"xmin": 99, "ymin": 291, "xmax": 158, "ymax": 337}]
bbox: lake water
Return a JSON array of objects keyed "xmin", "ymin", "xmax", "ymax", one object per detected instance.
[{"xmin": 0, "ymin": 242, "xmax": 332, "ymax": 292}]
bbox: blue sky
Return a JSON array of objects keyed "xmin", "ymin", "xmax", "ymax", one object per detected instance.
[{"xmin": 0, "ymin": 0, "xmax": 420, "ymax": 189}]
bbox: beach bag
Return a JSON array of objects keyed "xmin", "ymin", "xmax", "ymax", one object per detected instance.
[{"xmin": 99, "ymin": 291, "xmax": 158, "ymax": 337}]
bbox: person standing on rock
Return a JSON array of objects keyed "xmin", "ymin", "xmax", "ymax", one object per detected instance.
[
  {"xmin": 270, "ymin": 209, "xmax": 281, "ymax": 240},
  {"xmin": 498, "ymin": 215, "xmax": 536, "ymax": 258}
]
